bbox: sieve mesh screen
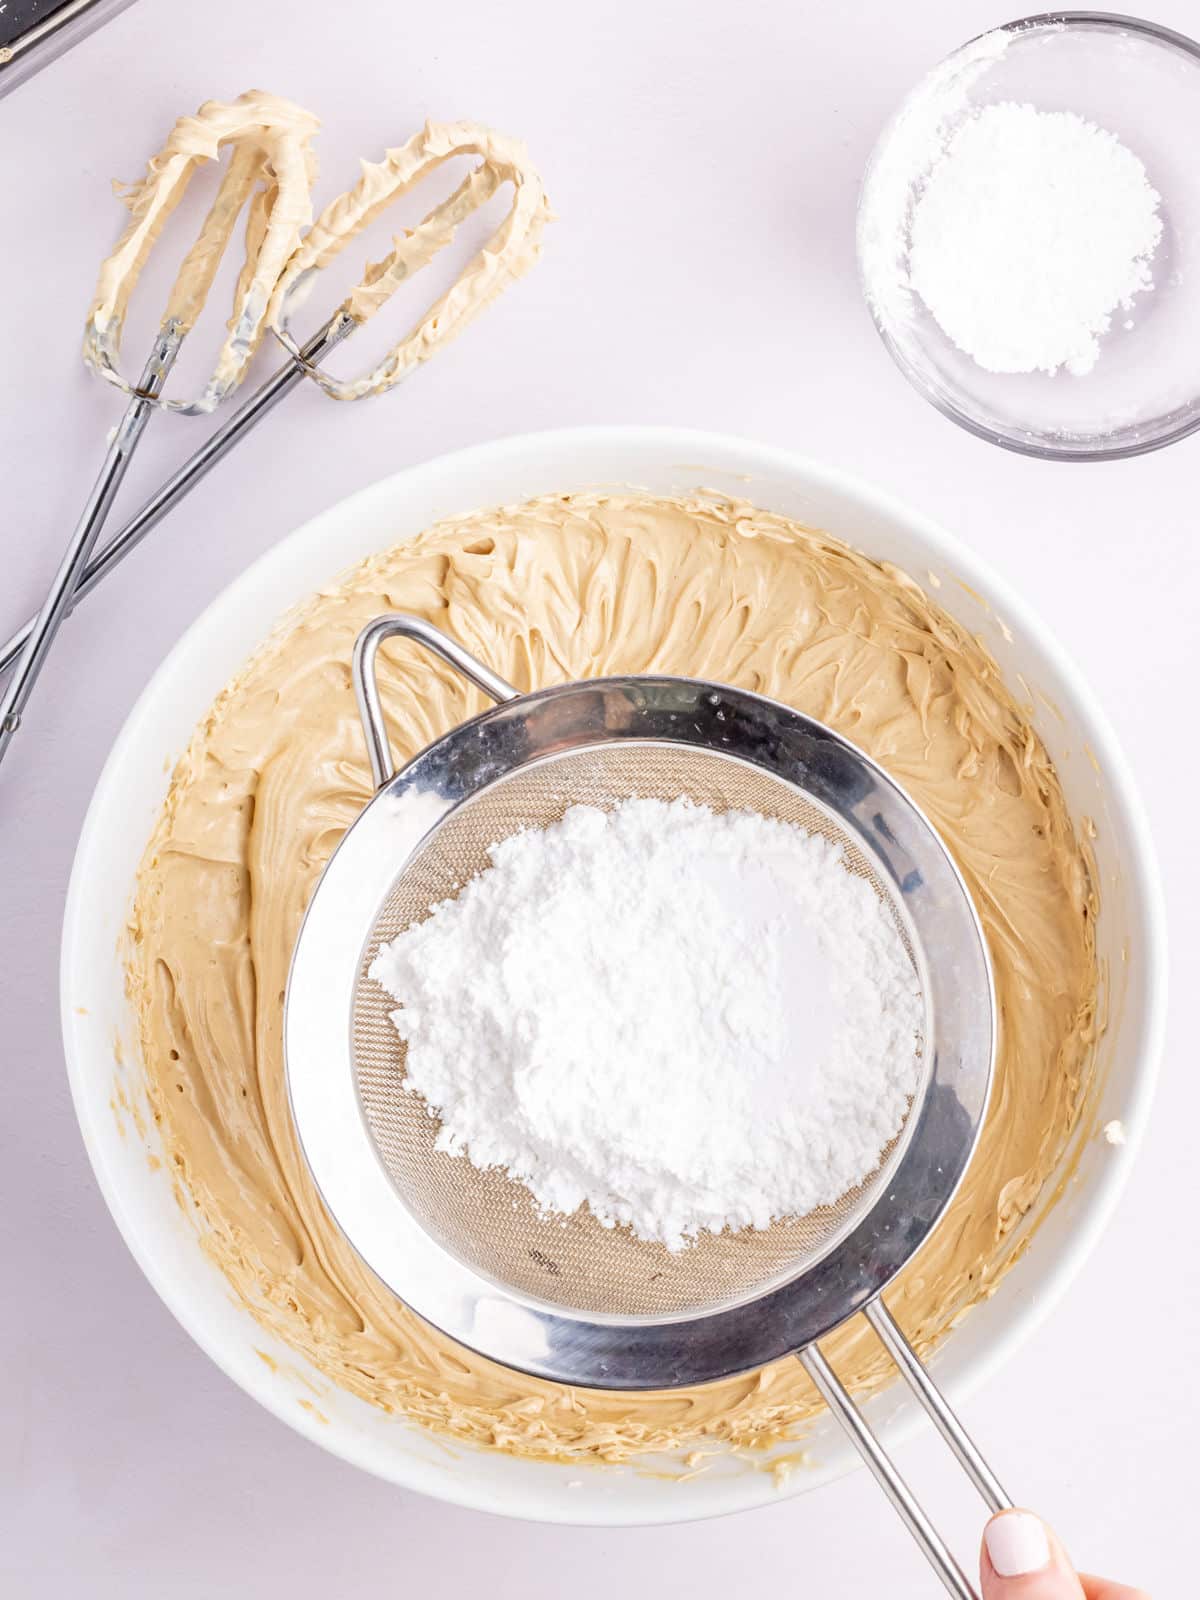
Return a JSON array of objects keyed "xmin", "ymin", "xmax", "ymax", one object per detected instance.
[{"xmin": 352, "ymin": 742, "xmax": 924, "ymax": 1320}]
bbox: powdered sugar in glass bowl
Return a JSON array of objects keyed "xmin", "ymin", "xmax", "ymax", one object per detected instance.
[{"xmin": 858, "ymin": 13, "xmax": 1200, "ymax": 460}]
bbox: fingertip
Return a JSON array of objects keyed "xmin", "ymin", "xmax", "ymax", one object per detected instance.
[
  {"xmin": 981, "ymin": 1511, "xmax": 1084, "ymax": 1598},
  {"xmin": 985, "ymin": 1511, "xmax": 1054, "ymax": 1578}
]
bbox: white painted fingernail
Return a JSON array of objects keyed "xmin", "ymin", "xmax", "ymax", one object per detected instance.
[{"xmin": 985, "ymin": 1513, "xmax": 1052, "ymax": 1577}]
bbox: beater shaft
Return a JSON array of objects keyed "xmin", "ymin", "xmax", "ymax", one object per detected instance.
[
  {"xmin": 0, "ymin": 317, "xmax": 353, "ymax": 681},
  {"xmin": 0, "ymin": 323, "xmax": 182, "ymax": 765}
]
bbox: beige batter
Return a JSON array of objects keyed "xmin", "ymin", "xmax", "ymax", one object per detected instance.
[
  {"xmin": 85, "ymin": 91, "xmax": 320, "ymax": 412},
  {"xmin": 86, "ymin": 103, "xmax": 550, "ymax": 413},
  {"xmin": 127, "ymin": 491, "xmax": 1098, "ymax": 1464},
  {"xmin": 268, "ymin": 120, "xmax": 551, "ymax": 401}
]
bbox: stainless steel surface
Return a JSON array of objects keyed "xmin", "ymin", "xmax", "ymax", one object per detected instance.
[
  {"xmin": 866, "ymin": 1298, "xmax": 1011, "ymax": 1512},
  {"xmin": 0, "ymin": 322, "xmax": 181, "ymax": 765},
  {"xmin": 800, "ymin": 1344, "xmax": 978, "ymax": 1600},
  {"xmin": 0, "ymin": 317, "xmax": 354, "ymax": 680},
  {"xmin": 0, "ymin": 0, "xmax": 136, "ymax": 99}
]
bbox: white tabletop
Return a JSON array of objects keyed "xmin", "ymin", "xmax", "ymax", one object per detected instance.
[{"xmin": 0, "ymin": 3, "xmax": 1192, "ymax": 1595}]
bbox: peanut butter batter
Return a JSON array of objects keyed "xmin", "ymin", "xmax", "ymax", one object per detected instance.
[
  {"xmin": 86, "ymin": 92, "xmax": 320, "ymax": 413},
  {"xmin": 268, "ymin": 121, "xmax": 551, "ymax": 401},
  {"xmin": 128, "ymin": 491, "xmax": 1098, "ymax": 1464}
]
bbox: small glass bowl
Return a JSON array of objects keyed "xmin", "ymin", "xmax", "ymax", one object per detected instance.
[{"xmin": 857, "ymin": 12, "xmax": 1200, "ymax": 460}]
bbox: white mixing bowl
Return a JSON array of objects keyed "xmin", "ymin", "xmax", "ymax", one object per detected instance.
[{"xmin": 61, "ymin": 426, "xmax": 1165, "ymax": 1525}]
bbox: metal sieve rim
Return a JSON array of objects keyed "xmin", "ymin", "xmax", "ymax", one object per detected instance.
[{"xmin": 285, "ymin": 632, "xmax": 996, "ymax": 1391}]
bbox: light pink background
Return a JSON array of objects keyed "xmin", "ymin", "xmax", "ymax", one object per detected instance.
[{"xmin": 1, "ymin": 2, "xmax": 1194, "ymax": 1594}]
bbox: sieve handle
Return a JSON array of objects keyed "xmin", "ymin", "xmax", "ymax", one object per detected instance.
[
  {"xmin": 800, "ymin": 1301, "xmax": 1011, "ymax": 1600},
  {"xmin": 353, "ymin": 614, "xmax": 520, "ymax": 789},
  {"xmin": 865, "ymin": 1299, "xmax": 1010, "ymax": 1510}
]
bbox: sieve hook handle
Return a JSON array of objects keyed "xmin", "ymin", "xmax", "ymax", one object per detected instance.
[
  {"xmin": 800, "ymin": 1299, "xmax": 1011, "ymax": 1600},
  {"xmin": 353, "ymin": 614, "xmax": 519, "ymax": 789}
]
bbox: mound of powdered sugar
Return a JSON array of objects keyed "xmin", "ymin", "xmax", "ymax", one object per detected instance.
[
  {"xmin": 369, "ymin": 797, "xmax": 924, "ymax": 1251},
  {"xmin": 908, "ymin": 101, "xmax": 1163, "ymax": 376}
]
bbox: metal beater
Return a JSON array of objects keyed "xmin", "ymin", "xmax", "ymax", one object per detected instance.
[
  {"xmin": 287, "ymin": 612, "xmax": 1009, "ymax": 1600},
  {"xmin": 0, "ymin": 119, "xmax": 549, "ymax": 742}
]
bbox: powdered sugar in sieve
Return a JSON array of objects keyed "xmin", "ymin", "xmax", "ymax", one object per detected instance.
[{"xmin": 369, "ymin": 795, "xmax": 923, "ymax": 1252}]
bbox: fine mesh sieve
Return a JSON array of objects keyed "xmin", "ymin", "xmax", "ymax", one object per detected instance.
[
  {"xmin": 286, "ymin": 613, "xmax": 1005, "ymax": 1599},
  {"xmin": 354, "ymin": 741, "xmax": 925, "ymax": 1320}
]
